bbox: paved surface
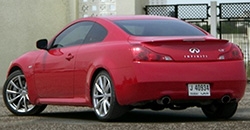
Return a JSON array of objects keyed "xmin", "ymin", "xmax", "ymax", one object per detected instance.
[{"xmin": 0, "ymin": 85, "xmax": 250, "ymax": 130}]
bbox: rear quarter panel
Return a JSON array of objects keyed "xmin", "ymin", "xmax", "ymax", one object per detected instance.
[
  {"xmin": 74, "ymin": 41, "xmax": 134, "ymax": 105},
  {"xmin": 73, "ymin": 18, "xmax": 135, "ymax": 105}
]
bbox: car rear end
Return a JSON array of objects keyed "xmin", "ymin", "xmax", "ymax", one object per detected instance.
[
  {"xmin": 116, "ymin": 37, "xmax": 247, "ymax": 107},
  {"xmin": 112, "ymin": 17, "xmax": 247, "ymax": 108}
]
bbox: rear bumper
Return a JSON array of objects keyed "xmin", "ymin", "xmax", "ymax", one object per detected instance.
[{"xmin": 112, "ymin": 60, "xmax": 247, "ymax": 105}]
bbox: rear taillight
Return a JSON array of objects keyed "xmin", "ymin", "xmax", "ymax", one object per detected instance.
[
  {"xmin": 218, "ymin": 45, "xmax": 243, "ymax": 60},
  {"xmin": 132, "ymin": 45, "xmax": 172, "ymax": 62}
]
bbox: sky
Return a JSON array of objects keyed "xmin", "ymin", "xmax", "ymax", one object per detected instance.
[{"xmin": 167, "ymin": 0, "xmax": 250, "ymax": 4}]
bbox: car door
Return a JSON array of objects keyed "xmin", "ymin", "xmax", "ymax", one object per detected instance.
[{"xmin": 34, "ymin": 21, "xmax": 94, "ymax": 98}]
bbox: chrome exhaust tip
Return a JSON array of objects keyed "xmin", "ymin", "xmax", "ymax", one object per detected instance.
[
  {"xmin": 157, "ymin": 96, "xmax": 171, "ymax": 105},
  {"xmin": 221, "ymin": 95, "xmax": 231, "ymax": 104}
]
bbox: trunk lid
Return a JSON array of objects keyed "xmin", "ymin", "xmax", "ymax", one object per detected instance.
[{"xmin": 128, "ymin": 36, "xmax": 231, "ymax": 62}]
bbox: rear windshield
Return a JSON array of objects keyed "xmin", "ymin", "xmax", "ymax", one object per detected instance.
[{"xmin": 114, "ymin": 19, "xmax": 206, "ymax": 36}]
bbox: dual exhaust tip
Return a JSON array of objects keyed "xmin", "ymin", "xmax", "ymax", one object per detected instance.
[{"xmin": 157, "ymin": 95, "xmax": 232, "ymax": 105}]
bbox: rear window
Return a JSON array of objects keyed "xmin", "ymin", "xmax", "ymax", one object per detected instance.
[{"xmin": 114, "ymin": 19, "xmax": 206, "ymax": 36}]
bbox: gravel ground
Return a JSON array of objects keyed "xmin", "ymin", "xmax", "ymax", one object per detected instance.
[{"xmin": 0, "ymin": 85, "xmax": 249, "ymax": 130}]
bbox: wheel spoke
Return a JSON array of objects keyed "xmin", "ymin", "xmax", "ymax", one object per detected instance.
[
  {"xmin": 7, "ymin": 89, "xmax": 20, "ymax": 94},
  {"xmin": 104, "ymin": 80, "xmax": 110, "ymax": 93},
  {"xmin": 104, "ymin": 100, "xmax": 111, "ymax": 115},
  {"xmin": 18, "ymin": 76, "xmax": 24, "ymax": 89},
  {"xmin": 106, "ymin": 93, "xmax": 111, "ymax": 98},
  {"xmin": 99, "ymin": 101, "xmax": 104, "ymax": 114},
  {"xmin": 103, "ymin": 77, "xmax": 107, "ymax": 89},
  {"xmin": 95, "ymin": 97, "xmax": 104, "ymax": 108},
  {"xmin": 94, "ymin": 93, "xmax": 104, "ymax": 98},
  {"xmin": 106, "ymin": 101, "xmax": 111, "ymax": 107},
  {"xmin": 23, "ymin": 96, "xmax": 28, "ymax": 112},
  {"xmin": 10, "ymin": 80, "xmax": 21, "ymax": 91},
  {"xmin": 95, "ymin": 83, "xmax": 104, "ymax": 94},
  {"xmin": 8, "ymin": 94, "xmax": 22, "ymax": 103},
  {"xmin": 103, "ymin": 101, "xmax": 108, "ymax": 115},
  {"xmin": 16, "ymin": 96, "xmax": 24, "ymax": 110},
  {"xmin": 98, "ymin": 77, "xmax": 105, "ymax": 91},
  {"xmin": 25, "ymin": 94, "xmax": 30, "ymax": 100},
  {"xmin": 23, "ymin": 82, "xmax": 27, "ymax": 90}
]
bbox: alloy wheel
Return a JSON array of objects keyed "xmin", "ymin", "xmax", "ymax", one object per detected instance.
[
  {"xmin": 3, "ymin": 70, "xmax": 47, "ymax": 116},
  {"xmin": 93, "ymin": 74, "xmax": 112, "ymax": 117},
  {"xmin": 5, "ymin": 74, "xmax": 35, "ymax": 113}
]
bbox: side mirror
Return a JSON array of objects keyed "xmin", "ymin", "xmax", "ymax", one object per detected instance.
[{"xmin": 36, "ymin": 39, "xmax": 48, "ymax": 50}]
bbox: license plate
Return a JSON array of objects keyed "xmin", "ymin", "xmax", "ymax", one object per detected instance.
[{"xmin": 188, "ymin": 84, "xmax": 211, "ymax": 96}]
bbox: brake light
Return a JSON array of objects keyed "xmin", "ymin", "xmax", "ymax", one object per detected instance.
[
  {"xmin": 132, "ymin": 46, "xmax": 172, "ymax": 61},
  {"xmin": 218, "ymin": 45, "xmax": 243, "ymax": 60}
]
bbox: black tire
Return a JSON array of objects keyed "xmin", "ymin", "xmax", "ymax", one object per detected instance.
[
  {"xmin": 201, "ymin": 102, "xmax": 238, "ymax": 120},
  {"xmin": 2, "ymin": 70, "xmax": 47, "ymax": 116},
  {"xmin": 92, "ymin": 71, "xmax": 129, "ymax": 121}
]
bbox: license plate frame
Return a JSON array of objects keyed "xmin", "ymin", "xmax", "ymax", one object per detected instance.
[{"xmin": 188, "ymin": 84, "xmax": 211, "ymax": 96}]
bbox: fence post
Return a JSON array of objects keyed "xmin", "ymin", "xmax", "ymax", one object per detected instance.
[
  {"xmin": 210, "ymin": 1, "xmax": 217, "ymax": 38},
  {"xmin": 247, "ymin": 27, "xmax": 250, "ymax": 77}
]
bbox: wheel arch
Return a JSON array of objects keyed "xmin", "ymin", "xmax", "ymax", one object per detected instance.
[
  {"xmin": 7, "ymin": 66, "xmax": 23, "ymax": 76},
  {"xmin": 88, "ymin": 66, "xmax": 119, "ymax": 104},
  {"xmin": 89, "ymin": 67, "xmax": 131, "ymax": 120},
  {"xmin": 89, "ymin": 68, "xmax": 109, "ymax": 97},
  {"xmin": 5, "ymin": 64, "xmax": 39, "ymax": 104},
  {"xmin": 2, "ymin": 69, "xmax": 47, "ymax": 115}
]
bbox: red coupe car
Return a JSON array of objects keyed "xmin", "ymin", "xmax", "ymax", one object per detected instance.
[{"xmin": 3, "ymin": 15, "xmax": 247, "ymax": 121}]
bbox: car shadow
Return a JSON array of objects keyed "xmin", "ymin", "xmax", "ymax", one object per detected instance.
[{"xmin": 39, "ymin": 108, "xmax": 250, "ymax": 123}]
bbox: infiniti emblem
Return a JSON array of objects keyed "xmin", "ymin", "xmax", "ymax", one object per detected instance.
[{"xmin": 189, "ymin": 48, "xmax": 200, "ymax": 54}]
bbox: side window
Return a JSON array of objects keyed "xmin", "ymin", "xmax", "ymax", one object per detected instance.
[
  {"xmin": 84, "ymin": 23, "xmax": 108, "ymax": 43},
  {"xmin": 51, "ymin": 22, "xmax": 94, "ymax": 48}
]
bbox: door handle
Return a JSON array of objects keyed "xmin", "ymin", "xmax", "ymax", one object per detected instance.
[{"xmin": 66, "ymin": 53, "xmax": 74, "ymax": 61}]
